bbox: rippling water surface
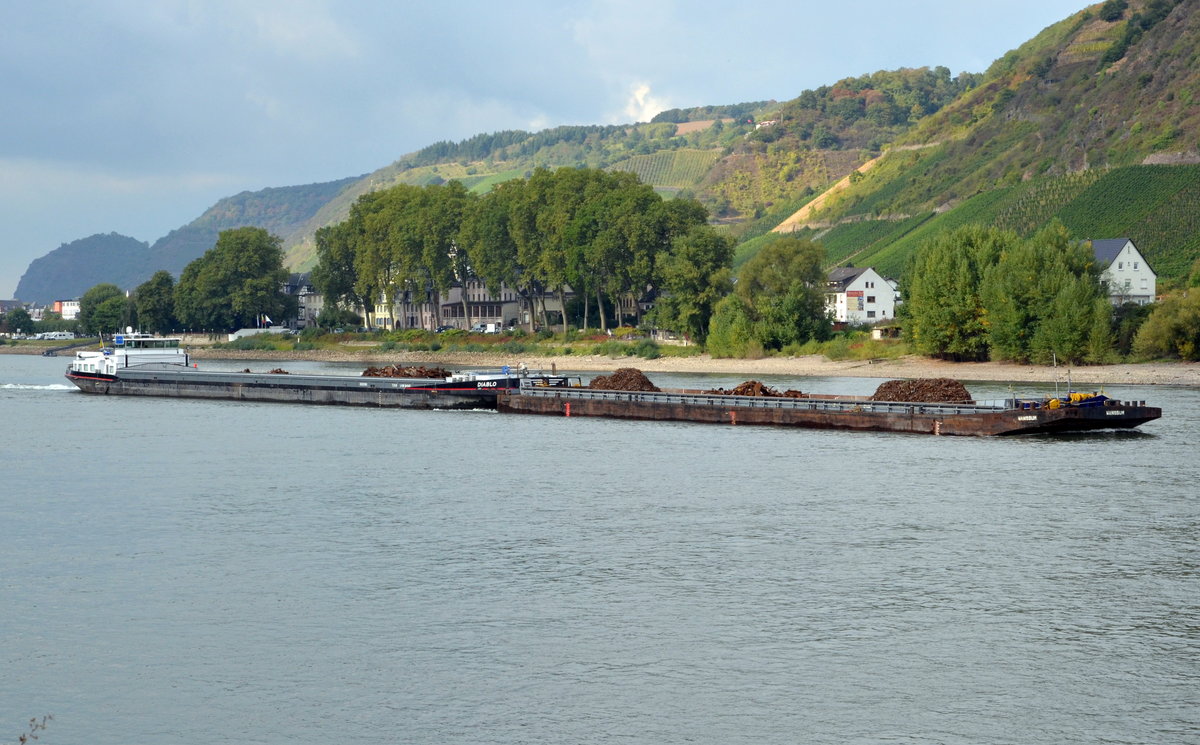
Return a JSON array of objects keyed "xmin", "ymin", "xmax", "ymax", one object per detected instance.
[{"xmin": 3, "ymin": 353, "xmax": 1197, "ymax": 744}]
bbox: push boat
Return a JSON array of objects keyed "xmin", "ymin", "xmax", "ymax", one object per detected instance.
[
  {"xmin": 66, "ymin": 334, "xmax": 1162, "ymax": 435},
  {"xmin": 65, "ymin": 333, "xmax": 562, "ymax": 409}
]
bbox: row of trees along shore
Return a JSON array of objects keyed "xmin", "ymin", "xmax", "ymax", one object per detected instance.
[
  {"xmin": 898, "ymin": 222, "xmax": 1200, "ymax": 364},
  {"xmin": 12, "ymin": 169, "xmax": 1200, "ymax": 364},
  {"xmin": 311, "ymin": 167, "xmax": 735, "ymax": 343}
]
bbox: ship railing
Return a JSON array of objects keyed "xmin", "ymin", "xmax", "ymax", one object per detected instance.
[{"xmin": 515, "ymin": 384, "xmax": 1015, "ymax": 416}]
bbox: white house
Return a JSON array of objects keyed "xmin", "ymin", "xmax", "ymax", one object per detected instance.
[
  {"xmin": 1091, "ymin": 238, "xmax": 1156, "ymax": 305},
  {"xmin": 825, "ymin": 267, "xmax": 899, "ymax": 324}
]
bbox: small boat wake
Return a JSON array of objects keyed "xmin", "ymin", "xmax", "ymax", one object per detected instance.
[{"xmin": 2, "ymin": 382, "xmax": 75, "ymax": 390}]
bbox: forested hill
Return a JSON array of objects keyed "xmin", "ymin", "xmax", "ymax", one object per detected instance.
[
  {"xmin": 15, "ymin": 177, "xmax": 357, "ymax": 304},
  {"xmin": 17, "ymin": 0, "xmax": 1199, "ymax": 302},
  {"xmin": 15, "ymin": 233, "xmax": 150, "ymax": 304}
]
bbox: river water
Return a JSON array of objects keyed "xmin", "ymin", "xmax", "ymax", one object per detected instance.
[{"xmin": 2, "ymin": 353, "xmax": 1197, "ymax": 744}]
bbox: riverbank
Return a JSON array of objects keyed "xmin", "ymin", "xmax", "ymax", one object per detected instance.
[
  {"xmin": 7, "ymin": 341, "xmax": 1196, "ymax": 385},
  {"xmin": 185, "ymin": 347, "xmax": 1198, "ymax": 385}
]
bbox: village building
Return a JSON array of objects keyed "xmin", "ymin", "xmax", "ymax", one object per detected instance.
[
  {"xmin": 53, "ymin": 299, "xmax": 81, "ymax": 320},
  {"xmin": 1091, "ymin": 238, "xmax": 1156, "ymax": 306},
  {"xmin": 281, "ymin": 272, "xmax": 321, "ymax": 329},
  {"xmin": 825, "ymin": 267, "xmax": 899, "ymax": 324}
]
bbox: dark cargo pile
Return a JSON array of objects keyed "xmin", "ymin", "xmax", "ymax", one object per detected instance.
[
  {"xmin": 267, "ymin": 368, "xmax": 290, "ymax": 375},
  {"xmin": 870, "ymin": 378, "xmax": 972, "ymax": 404},
  {"xmin": 361, "ymin": 365, "xmax": 450, "ymax": 378},
  {"xmin": 588, "ymin": 368, "xmax": 660, "ymax": 392},
  {"xmin": 706, "ymin": 380, "xmax": 805, "ymax": 398}
]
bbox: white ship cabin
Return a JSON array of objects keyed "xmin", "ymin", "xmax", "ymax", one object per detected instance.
[{"xmin": 69, "ymin": 333, "xmax": 189, "ymax": 376}]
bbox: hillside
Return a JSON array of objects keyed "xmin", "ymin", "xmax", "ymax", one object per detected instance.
[
  {"xmin": 15, "ymin": 178, "xmax": 358, "ymax": 303},
  {"xmin": 15, "ymin": 233, "xmax": 151, "ymax": 304},
  {"xmin": 771, "ymin": 0, "xmax": 1199, "ymax": 279},
  {"xmin": 18, "ymin": 0, "xmax": 1200, "ymax": 302}
]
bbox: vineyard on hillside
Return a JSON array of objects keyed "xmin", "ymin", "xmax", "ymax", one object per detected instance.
[
  {"xmin": 1057, "ymin": 165, "xmax": 1200, "ymax": 277},
  {"xmin": 817, "ymin": 213, "xmax": 934, "ymax": 269},
  {"xmin": 990, "ymin": 170, "xmax": 1104, "ymax": 235},
  {"xmin": 608, "ymin": 149, "xmax": 723, "ymax": 188},
  {"xmin": 734, "ymin": 163, "xmax": 1200, "ymax": 284}
]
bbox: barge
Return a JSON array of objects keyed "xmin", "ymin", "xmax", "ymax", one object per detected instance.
[
  {"xmin": 65, "ymin": 333, "xmax": 565, "ymax": 409},
  {"xmin": 66, "ymin": 334, "xmax": 1161, "ymax": 435},
  {"xmin": 497, "ymin": 381, "xmax": 1161, "ymax": 436}
]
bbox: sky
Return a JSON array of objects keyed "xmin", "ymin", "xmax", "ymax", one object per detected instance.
[{"xmin": 0, "ymin": 0, "xmax": 1091, "ymax": 300}]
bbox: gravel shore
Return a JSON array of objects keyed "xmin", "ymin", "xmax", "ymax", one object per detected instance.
[
  {"xmin": 8, "ymin": 341, "xmax": 1195, "ymax": 385},
  {"xmin": 181, "ymin": 347, "xmax": 1200, "ymax": 386}
]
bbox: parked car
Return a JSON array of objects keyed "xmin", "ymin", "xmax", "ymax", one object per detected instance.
[
  {"xmin": 470, "ymin": 322, "xmax": 501, "ymax": 334},
  {"xmin": 434, "ymin": 325, "xmax": 455, "ymax": 333}
]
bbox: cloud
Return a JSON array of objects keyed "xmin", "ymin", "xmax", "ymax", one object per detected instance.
[
  {"xmin": 0, "ymin": 158, "xmax": 235, "ymax": 199},
  {"xmin": 623, "ymin": 83, "xmax": 669, "ymax": 123}
]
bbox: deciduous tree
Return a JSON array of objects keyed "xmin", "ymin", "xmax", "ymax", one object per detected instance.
[
  {"xmin": 133, "ymin": 270, "xmax": 177, "ymax": 334},
  {"xmin": 79, "ymin": 283, "xmax": 126, "ymax": 335},
  {"xmin": 174, "ymin": 227, "xmax": 292, "ymax": 331}
]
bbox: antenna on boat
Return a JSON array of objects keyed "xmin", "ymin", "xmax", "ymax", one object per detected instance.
[{"xmin": 1053, "ymin": 352, "xmax": 1059, "ymax": 397}]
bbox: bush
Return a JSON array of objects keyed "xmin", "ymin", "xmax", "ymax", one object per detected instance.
[
  {"xmin": 498, "ymin": 340, "xmax": 530, "ymax": 354},
  {"xmin": 396, "ymin": 329, "xmax": 430, "ymax": 342},
  {"xmin": 632, "ymin": 338, "xmax": 661, "ymax": 359},
  {"xmin": 216, "ymin": 335, "xmax": 278, "ymax": 351},
  {"xmin": 379, "ymin": 341, "xmax": 397, "ymax": 351}
]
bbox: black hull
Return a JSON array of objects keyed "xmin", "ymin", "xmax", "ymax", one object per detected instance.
[{"xmin": 65, "ymin": 369, "xmax": 509, "ymax": 410}]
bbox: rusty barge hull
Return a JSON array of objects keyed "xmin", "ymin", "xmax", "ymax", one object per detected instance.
[{"xmin": 497, "ymin": 388, "xmax": 1161, "ymax": 436}]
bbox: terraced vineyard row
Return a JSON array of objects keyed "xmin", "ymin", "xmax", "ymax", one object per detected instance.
[
  {"xmin": 609, "ymin": 149, "xmax": 722, "ymax": 188},
  {"xmin": 1057, "ymin": 165, "xmax": 1200, "ymax": 277}
]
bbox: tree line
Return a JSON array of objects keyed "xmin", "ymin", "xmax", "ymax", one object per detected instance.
[
  {"xmin": 311, "ymin": 167, "xmax": 737, "ymax": 342},
  {"xmin": 26, "ymin": 227, "xmax": 295, "ymax": 336},
  {"xmin": 898, "ymin": 222, "xmax": 1191, "ymax": 365}
]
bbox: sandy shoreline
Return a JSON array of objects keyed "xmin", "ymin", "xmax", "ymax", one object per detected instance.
[
  {"xmin": 188, "ymin": 347, "xmax": 1198, "ymax": 386},
  {"xmin": 7, "ymin": 342, "xmax": 1196, "ymax": 385}
]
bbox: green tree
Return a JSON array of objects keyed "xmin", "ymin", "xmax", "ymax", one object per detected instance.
[
  {"xmin": 709, "ymin": 236, "xmax": 829, "ymax": 356},
  {"xmin": 134, "ymin": 270, "xmax": 176, "ymax": 334},
  {"xmin": 706, "ymin": 294, "xmax": 759, "ymax": 357},
  {"xmin": 460, "ymin": 177, "xmax": 537, "ymax": 329},
  {"xmin": 651, "ymin": 225, "xmax": 733, "ymax": 344},
  {"xmin": 980, "ymin": 222, "xmax": 1104, "ymax": 363},
  {"xmin": 312, "ymin": 221, "xmax": 373, "ymax": 325},
  {"xmin": 1133, "ymin": 292, "xmax": 1200, "ymax": 360},
  {"xmin": 175, "ymin": 227, "xmax": 292, "ymax": 331},
  {"xmin": 92, "ymin": 296, "xmax": 130, "ymax": 336},
  {"xmin": 5, "ymin": 307, "xmax": 34, "ymax": 334},
  {"xmin": 903, "ymin": 225, "xmax": 1007, "ymax": 361},
  {"xmin": 79, "ymin": 283, "xmax": 125, "ymax": 335}
]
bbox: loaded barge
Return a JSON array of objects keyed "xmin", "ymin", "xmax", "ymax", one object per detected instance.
[
  {"xmin": 497, "ymin": 382, "xmax": 1160, "ymax": 436},
  {"xmin": 66, "ymin": 335, "xmax": 1161, "ymax": 435}
]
